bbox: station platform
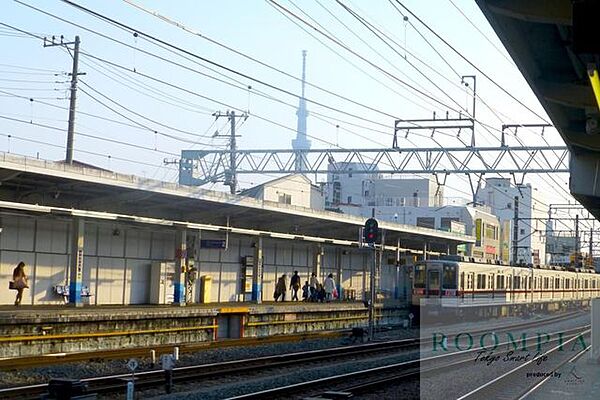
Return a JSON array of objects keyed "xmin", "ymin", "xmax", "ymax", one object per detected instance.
[{"xmin": 0, "ymin": 301, "xmax": 407, "ymax": 359}]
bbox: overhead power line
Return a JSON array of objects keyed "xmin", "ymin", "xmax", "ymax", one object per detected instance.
[
  {"xmin": 393, "ymin": 0, "xmax": 550, "ymax": 124},
  {"xmin": 51, "ymin": 0, "xmax": 405, "ymax": 129}
]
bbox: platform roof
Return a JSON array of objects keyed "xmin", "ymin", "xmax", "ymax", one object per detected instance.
[
  {"xmin": 0, "ymin": 153, "xmax": 473, "ymax": 251},
  {"xmin": 477, "ymin": 0, "xmax": 600, "ymax": 218}
]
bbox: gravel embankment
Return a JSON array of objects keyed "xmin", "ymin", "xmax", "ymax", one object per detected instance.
[
  {"xmin": 0, "ymin": 310, "xmax": 587, "ymax": 400},
  {"xmin": 0, "ymin": 327, "xmax": 417, "ymax": 388}
]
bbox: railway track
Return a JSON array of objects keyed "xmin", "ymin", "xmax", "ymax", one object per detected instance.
[
  {"xmin": 228, "ymin": 325, "xmax": 591, "ymax": 400},
  {"xmin": 457, "ymin": 339, "xmax": 591, "ymax": 399},
  {"xmin": 0, "ymin": 338, "xmax": 419, "ymax": 400},
  {"xmin": 0, "ymin": 310, "xmax": 587, "ymax": 399}
]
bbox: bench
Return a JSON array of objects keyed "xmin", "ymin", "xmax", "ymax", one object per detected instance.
[{"xmin": 53, "ymin": 285, "xmax": 93, "ymax": 303}]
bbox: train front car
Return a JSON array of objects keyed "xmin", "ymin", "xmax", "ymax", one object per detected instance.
[
  {"xmin": 411, "ymin": 257, "xmax": 600, "ymax": 320},
  {"xmin": 411, "ymin": 260, "xmax": 459, "ymax": 322}
]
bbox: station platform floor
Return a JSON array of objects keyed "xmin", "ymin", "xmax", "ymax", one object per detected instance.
[{"xmin": 0, "ymin": 301, "xmax": 374, "ymax": 323}]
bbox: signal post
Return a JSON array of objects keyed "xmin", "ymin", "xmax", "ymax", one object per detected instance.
[{"xmin": 362, "ymin": 218, "xmax": 382, "ymax": 341}]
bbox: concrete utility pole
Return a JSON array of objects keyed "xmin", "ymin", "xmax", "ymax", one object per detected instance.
[
  {"xmin": 213, "ymin": 111, "xmax": 247, "ymax": 194},
  {"xmin": 575, "ymin": 214, "xmax": 580, "ymax": 265},
  {"xmin": 44, "ymin": 35, "xmax": 83, "ymax": 164},
  {"xmin": 66, "ymin": 36, "xmax": 80, "ymax": 165},
  {"xmin": 590, "ymin": 228, "xmax": 593, "ymax": 267},
  {"xmin": 512, "ymin": 196, "xmax": 519, "ymax": 265}
]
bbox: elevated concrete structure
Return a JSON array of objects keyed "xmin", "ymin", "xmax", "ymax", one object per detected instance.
[{"xmin": 477, "ymin": 0, "xmax": 600, "ymax": 219}]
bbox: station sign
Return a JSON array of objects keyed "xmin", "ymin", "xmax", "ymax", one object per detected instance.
[{"xmin": 200, "ymin": 239, "xmax": 227, "ymax": 249}]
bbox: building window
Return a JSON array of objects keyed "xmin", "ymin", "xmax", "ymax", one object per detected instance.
[
  {"xmin": 416, "ymin": 217, "xmax": 435, "ymax": 229},
  {"xmin": 347, "ymin": 196, "xmax": 352, "ymax": 204},
  {"xmin": 364, "ymin": 190, "xmax": 369, "ymax": 197},
  {"xmin": 332, "ymin": 182, "xmax": 341, "ymax": 205},
  {"xmin": 278, "ymin": 193, "xmax": 292, "ymax": 204}
]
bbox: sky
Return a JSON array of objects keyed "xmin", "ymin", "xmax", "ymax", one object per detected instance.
[{"xmin": 0, "ymin": 0, "xmax": 578, "ymax": 213}]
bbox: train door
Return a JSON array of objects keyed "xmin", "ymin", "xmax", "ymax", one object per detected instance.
[{"xmin": 427, "ymin": 269, "xmax": 441, "ymax": 297}]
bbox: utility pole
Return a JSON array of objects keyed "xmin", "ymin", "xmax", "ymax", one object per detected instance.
[
  {"xmin": 575, "ymin": 214, "xmax": 580, "ymax": 266},
  {"xmin": 44, "ymin": 35, "xmax": 83, "ymax": 165},
  {"xmin": 213, "ymin": 111, "xmax": 247, "ymax": 194},
  {"xmin": 512, "ymin": 196, "xmax": 519, "ymax": 265},
  {"xmin": 461, "ymin": 75, "xmax": 476, "ymax": 147},
  {"xmin": 590, "ymin": 228, "xmax": 593, "ymax": 268}
]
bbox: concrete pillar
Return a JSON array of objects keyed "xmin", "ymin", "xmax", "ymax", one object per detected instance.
[
  {"xmin": 313, "ymin": 245, "xmax": 323, "ymax": 279},
  {"xmin": 335, "ymin": 248, "xmax": 343, "ymax": 300},
  {"xmin": 252, "ymin": 236, "xmax": 263, "ymax": 303},
  {"xmin": 174, "ymin": 229, "xmax": 187, "ymax": 306},
  {"xmin": 593, "ymin": 298, "xmax": 600, "ymax": 362},
  {"xmin": 69, "ymin": 218, "xmax": 85, "ymax": 307}
]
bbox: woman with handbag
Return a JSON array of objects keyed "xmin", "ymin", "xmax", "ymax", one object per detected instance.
[{"xmin": 11, "ymin": 261, "xmax": 28, "ymax": 306}]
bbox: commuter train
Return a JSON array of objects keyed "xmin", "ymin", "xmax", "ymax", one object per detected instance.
[{"xmin": 411, "ymin": 257, "xmax": 600, "ymax": 309}]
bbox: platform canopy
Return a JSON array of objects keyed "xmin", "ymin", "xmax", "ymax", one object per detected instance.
[
  {"xmin": 0, "ymin": 153, "xmax": 472, "ymax": 253},
  {"xmin": 477, "ymin": 0, "xmax": 600, "ymax": 219}
]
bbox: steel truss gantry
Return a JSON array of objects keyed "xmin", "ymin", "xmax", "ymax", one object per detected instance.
[{"xmin": 178, "ymin": 145, "xmax": 570, "ymax": 186}]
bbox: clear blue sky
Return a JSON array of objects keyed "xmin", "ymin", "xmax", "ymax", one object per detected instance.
[{"xmin": 0, "ymin": 0, "xmax": 573, "ymax": 206}]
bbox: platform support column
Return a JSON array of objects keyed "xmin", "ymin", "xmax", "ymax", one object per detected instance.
[
  {"xmin": 335, "ymin": 248, "xmax": 343, "ymax": 301},
  {"xmin": 252, "ymin": 236, "xmax": 263, "ymax": 303},
  {"xmin": 313, "ymin": 245, "xmax": 323, "ymax": 279},
  {"xmin": 174, "ymin": 229, "xmax": 187, "ymax": 306},
  {"xmin": 592, "ymin": 298, "xmax": 600, "ymax": 362},
  {"xmin": 69, "ymin": 218, "xmax": 84, "ymax": 307}
]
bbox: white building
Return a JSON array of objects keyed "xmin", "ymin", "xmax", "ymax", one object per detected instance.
[
  {"xmin": 477, "ymin": 178, "xmax": 547, "ymax": 265},
  {"xmin": 325, "ymin": 163, "xmax": 443, "ymax": 209},
  {"xmin": 325, "ymin": 162, "xmax": 380, "ymax": 207},
  {"xmin": 240, "ymin": 174, "xmax": 324, "ymax": 210}
]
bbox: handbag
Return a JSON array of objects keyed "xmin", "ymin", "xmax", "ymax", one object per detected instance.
[{"xmin": 8, "ymin": 281, "xmax": 15, "ymax": 290}]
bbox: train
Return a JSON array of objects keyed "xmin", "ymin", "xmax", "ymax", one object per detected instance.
[{"xmin": 411, "ymin": 257, "xmax": 600, "ymax": 312}]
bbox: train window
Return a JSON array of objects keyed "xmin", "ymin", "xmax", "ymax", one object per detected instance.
[
  {"xmin": 477, "ymin": 274, "xmax": 486, "ymax": 289},
  {"xmin": 593, "ymin": 280, "xmax": 596, "ymax": 289},
  {"xmin": 528, "ymin": 277, "xmax": 532, "ymax": 289},
  {"xmin": 488, "ymin": 275, "xmax": 494, "ymax": 289},
  {"xmin": 543, "ymin": 277, "xmax": 549, "ymax": 289},
  {"xmin": 565, "ymin": 279, "xmax": 570, "ymax": 289},
  {"xmin": 467, "ymin": 274, "xmax": 473, "ymax": 290},
  {"xmin": 507, "ymin": 276, "xmax": 512, "ymax": 289},
  {"xmin": 442, "ymin": 265, "xmax": 457, "ymax": 289},
  {"xmin": 585, "ymin": 280, "xmax": 589, "ymax": 289},
  {"xmin": 414, "ymin": 264, "xmax": 426, "ymax": 288},
  {"xmin": 460, "ymin": 272, "xmax": 464, "ymax": 290},
  {"xmin": 496, "ymin": 275, "xmax": 505, "ymax": 289},
  {"xmin": 554, "ymin": 278, "xmax": 560, "ymax": 289},
  {"xmin": 514, "ymin": 277, "xmax": 521, "ymax": 290}
]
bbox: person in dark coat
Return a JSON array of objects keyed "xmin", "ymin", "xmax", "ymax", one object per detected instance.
[
  {"xmin": 301, "ymin": 281, "xmax": 310, "ymax": 302},
  {"xmin": 274, "ymin": 274, "xmax": 287, "ymax": 302},
  {"xmin": 290, "ymin": 271, "xmax": 301, "ymax": 301}
]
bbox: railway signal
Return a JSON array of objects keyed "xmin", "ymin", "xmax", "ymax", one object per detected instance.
[{"xmin": 364, "ymin": 218, "xmax": 379, "ymax": 244}]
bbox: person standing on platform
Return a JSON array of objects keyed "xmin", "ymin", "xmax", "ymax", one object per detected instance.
[
  {"xmin": 275, "ymin": 274, "xmax": 287, "ymax": 302},
  {"xmin": 309, "ymin": 272, "xmax": 319, "ymax": 302},
  {"xmin": 11, "ymin": 261, "xmax": 28, "ymax": 306},
  {"xmin": 301, "ymin": 280, "xmax": 310, "ymax": 301},
  {"xmin": 324, "ymin": 273, "xmax": 336, "ymax": 302},
  {"xmin": 290, "ymin": 271, "xmax": 301, "ymax": 301}
]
